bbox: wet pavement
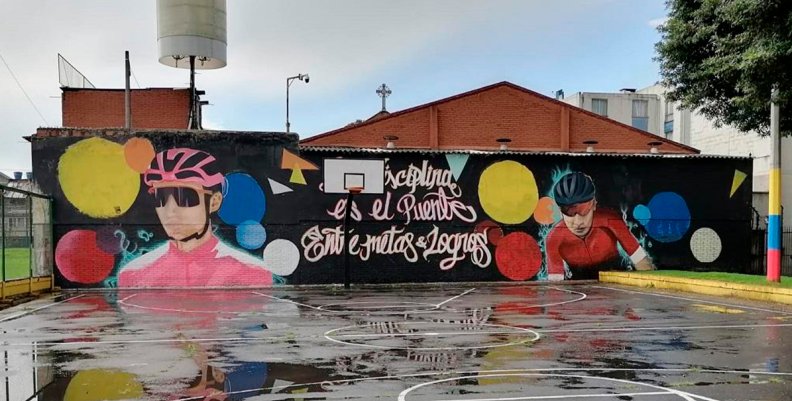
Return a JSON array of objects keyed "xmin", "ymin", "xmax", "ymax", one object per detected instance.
[{"xmin": 1, "ymin": 283, "xmax": 791, "ymax": 400}]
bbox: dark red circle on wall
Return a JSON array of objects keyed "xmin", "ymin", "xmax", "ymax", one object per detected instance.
[
  {"xmin": 495, "ymin": 232, "xmax": 542, "ymax": 281},
  {"xmin": 55, "ymin": 230, "xmax": 115, "ymax": 284},
  {"xmin": 475, "ymin": 220, "xmax": 504, "ymax": 246}
]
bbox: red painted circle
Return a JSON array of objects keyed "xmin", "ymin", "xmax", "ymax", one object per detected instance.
[
  {"xmin": 474, "ymin": 220, "xmax": 504, "ymax": 246},
  {"xmin": 495, "ymin": 232, "xmax": 542, "ymax": 281},
  {"xmin": 55, "ymin": 230, "xmax": 115, "ymax": 284}
]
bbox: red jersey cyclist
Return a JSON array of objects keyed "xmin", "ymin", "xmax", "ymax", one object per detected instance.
[{"xmin": 546, "ymin": 172, "xmax": 654, "ymax": 280}]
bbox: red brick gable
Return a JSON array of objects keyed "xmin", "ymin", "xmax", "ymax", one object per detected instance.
[{"xmin": 301, "ymin": 82, "xmax": 698, "ymax": 154}]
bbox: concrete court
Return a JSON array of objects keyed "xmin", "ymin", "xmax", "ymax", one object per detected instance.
[{"xmin": 1, "ymin": 283, "xmax": 791, "ymax": 400}]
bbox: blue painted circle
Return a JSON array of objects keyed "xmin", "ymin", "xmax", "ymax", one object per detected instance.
[
  {"xmin": 236, "ymin": 220, "xmax": 267, "ymax": 250},
  {"xmin": 219, "ymin": 173, "xmax": 266, "ymax": 225},
  {"xmin": 632, "ymin": 204, "xmax": 651, "ymax": 226},
  {"xmin": 644, "ymin": 192, "xmax": 690, "ymax": 243}
]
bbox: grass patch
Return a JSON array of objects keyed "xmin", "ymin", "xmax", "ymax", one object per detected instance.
[
  {"xmin": 1, "ymin": 248, "xmax": 31, "ymax": 280},
  {"xmin": 637, "ymin": 270, "xmax": 792, "ymax": 289}
]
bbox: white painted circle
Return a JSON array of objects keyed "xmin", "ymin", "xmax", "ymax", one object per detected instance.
[
  {"xmin": 324, "ymin": 321, "xmax": 540, "ymax": 351},
  {"xmin": 398, "ymin": 373, "xmax": 711, "ymax": 401},
  {"xmin": 317, "ymin": 301, "xmax": 439, "ymax": 314},
  {"xmin": 262, "ymin": 239, "xmax": 300, "ymax": 276},
  {"xmin": 690, "ymin": 227, "xmax": 722, "ymax": 263}
]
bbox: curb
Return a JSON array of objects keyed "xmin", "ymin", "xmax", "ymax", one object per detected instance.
[{"xmin": 599, "ymin": 272, "xmax": 792, "ymax": 305}]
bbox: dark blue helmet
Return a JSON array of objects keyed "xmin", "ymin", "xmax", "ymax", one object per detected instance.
[{"xmin": 553, "ymin": 172, "xmax": 596, "ymax": 206}]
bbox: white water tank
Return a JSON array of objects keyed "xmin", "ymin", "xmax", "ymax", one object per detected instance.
[{"xmin": 157, "ymin": 0, "xmax": 227, "ymax": 69}]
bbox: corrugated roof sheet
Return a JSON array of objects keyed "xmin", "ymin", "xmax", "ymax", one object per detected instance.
[{"xmin": 300, "ymin": 146, "xmax": 749, "ymax": 160}]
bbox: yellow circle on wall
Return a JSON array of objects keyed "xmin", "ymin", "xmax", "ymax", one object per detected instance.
[
  {"xmin": 478, "ymin": 160, "xmax": 538, "ymax": 225},
  {"xmin": 58, "ymin": 137, "xmax": 140, "ymax": 218},
  {"xmin": 64, "ymin": 369, "xmax": 144, "ymax": 401}
]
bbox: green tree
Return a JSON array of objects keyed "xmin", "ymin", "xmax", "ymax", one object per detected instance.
[{"xmin": 656, "ymin": 0, "xmax": 792, "ymax": 136}]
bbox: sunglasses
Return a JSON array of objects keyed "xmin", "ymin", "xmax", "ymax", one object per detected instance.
[
  {"xmin": 559, "ymin": 199, "xmax": 595, "ymax": 217},
  {"xmin": 149, "ymin": 187, "xmax": 210, "ymax": 208}
]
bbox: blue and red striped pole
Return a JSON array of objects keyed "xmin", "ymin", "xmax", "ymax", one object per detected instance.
[{"xmin": 768, "ymin": 87, "xmax": 781, "ymax": 282}]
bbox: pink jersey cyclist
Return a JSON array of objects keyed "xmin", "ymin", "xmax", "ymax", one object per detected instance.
[{"xmin": 118, "ymin": 148, "xmax": 272, "ymax": 288}]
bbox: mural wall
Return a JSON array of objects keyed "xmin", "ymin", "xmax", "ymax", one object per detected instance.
[{"xmin": 32, "ymin": 133, "xmax": 752, "ymax": 288}]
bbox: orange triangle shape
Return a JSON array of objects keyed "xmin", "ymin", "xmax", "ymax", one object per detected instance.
[{"xmin": 281, "ymin": 149, "xmax": 319, "ymax": 171}]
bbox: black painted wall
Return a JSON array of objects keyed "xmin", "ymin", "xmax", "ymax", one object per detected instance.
[{"xmin": 31, "ymin": 132, "xmax": 752, "ymax": 288}]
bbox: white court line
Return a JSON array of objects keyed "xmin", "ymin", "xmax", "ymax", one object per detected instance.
[
  {"xmin": 250, "ymin": 291, "xmax": 324, "ymax": 310},
  {"xmin": 324, "ymin": 322, "xmax": 541, "ymax": 351},
  {"xmin": 175, "ymin": 367, "xmax": 789, "ymax": 401},
  {"xmin": 537, "ymin": 322, "xmax": 792, "ymax": 334},
  {"xmin": 5, "ymin": 335, "xmax": 290, "ymax": 347},
  {"xmin": 317, "ymin": 302, "xmax": 438, "ymax": 311},
  {"xmin": 592, "ymin": 285, "xmax": 792, "ymax": 315},
  {"xmin": 398, "ymin": 373, "xmax": 710, "ymax": 401},
  {"xmin": 436, "ymin": 288, "xmax": 476, "ymax": 308},
  {"xmin": 118, "ymin": 293, "xmax": 256, "ymax": 314},
  {"xmin": 335, "ymin": 330, "xmax": 536, "ymax": 339},
  {"xmin": 0, "ymin": 294, "xmax": 85, "ymax": 324},
  {"xmin": 428, "ymin": 392, "xmax": 675, "ymax": 401}
]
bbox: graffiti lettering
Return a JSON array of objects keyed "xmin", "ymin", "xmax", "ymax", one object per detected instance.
[
  {"xmin": 396, "ymin": 188, "xmax": 477, "ymax": 224},
  {"xmin": 353, "ymin": 226, "xmax": 418, "ymax": 263},
  {"xmin": 300, "ymin": 224, "xmax": 491, "ymax": 270},
  {"xmin": 369, "ymin": 192, "xmax": 395, "ymax": 221},
  {"xmin": 385, "ymin": 160, "xmax": 461, "ymax": 195},
  {"xmin": 301, "ymin": 225, "xmax": 345, "ymax": 263},
  {"xmin": 326, "ymin": 199, "xmax": 362, "ymax": 221},
  {"xmin": 423, "ymin": 226, "xmax": 491, "ymax": 270}
]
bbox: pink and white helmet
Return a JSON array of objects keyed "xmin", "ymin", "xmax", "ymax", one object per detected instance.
[{"xmin": 143, "ymin": 148, "xmax": 225, "ymax": 189}]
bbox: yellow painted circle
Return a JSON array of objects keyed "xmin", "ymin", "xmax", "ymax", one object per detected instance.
[
  {"xmin": 64, "ymin": 369, "xmax": 144, "ymax": 401},
  {"xmin": 58, "ymin": 137, "xmax": 140, "ymax": 218},
  {"xmin": 478, "ymin": 161, "xmax": 538, "ymax": 224}
]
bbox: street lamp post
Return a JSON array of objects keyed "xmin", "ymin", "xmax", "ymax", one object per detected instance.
[{"xmin": 286, "ymin": 73, "xmax": 309, "ymax": 133}]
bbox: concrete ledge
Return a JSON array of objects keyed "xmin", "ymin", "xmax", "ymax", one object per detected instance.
[
  {"xmin": 1, "ymin": 277, "xmax": 52, "ymax": 298},
  {"xmin": 599, "ymin": 271, "xmax": 792, "ymax": 305}
]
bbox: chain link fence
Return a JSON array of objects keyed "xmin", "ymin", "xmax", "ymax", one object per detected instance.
[{"xmin": 1, "ymin": 183, "xmax": 54, "ymax": 298}]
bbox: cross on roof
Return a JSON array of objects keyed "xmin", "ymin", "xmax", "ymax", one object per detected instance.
[{"xmin": 376, "ymin": 83, "xmax": 392, "ymax": 112}]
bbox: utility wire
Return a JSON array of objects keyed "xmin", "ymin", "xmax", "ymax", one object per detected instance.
[
  {"xmin": 131, "ymin": 69, "xmax": 141, "ymax": 89},
  {"xmin": 0, "ymin": 51, "xmax": 49, "ymax": 126}
]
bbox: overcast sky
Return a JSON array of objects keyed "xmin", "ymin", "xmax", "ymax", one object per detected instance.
[{"xmin": 0, "ymin": 0, "xmax": 668, "ymax": 177}]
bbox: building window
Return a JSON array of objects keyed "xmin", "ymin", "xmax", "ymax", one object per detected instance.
[
  {"xmin": 664, "ymin": 121, "xmax": 674, "ymax": 138},
  {"xmin": 632, "ymin": 99, "xmax": 649, "ymax": 131},
  {"xmin": 664, "ymin": 100, "xmax": 674, "ymax": 136},
  {"xmin": 591, "ymin": 98, "xmax": 608, "ymax": 116}
]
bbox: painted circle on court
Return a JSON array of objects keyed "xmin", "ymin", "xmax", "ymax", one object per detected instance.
[
  {"xmin": 123, "ymin": 137, "xmax": 156, "ymax": 173},
  {"xmin": 325, "ymin": 321, "xmax": 540, "ymax": 351},
  {"xmin": 478, "ymin": 161, "xmax": 538, "ymax": 225},
  {"xmin": 534, "ymin": 196, "xmax": 561, "ymax": 225},
  {"xmin": 55, "ymin": 230, "xmax": 115, "ymax": 284},
  {"xmin": 690, "ymin": 227, "xmax": 722, "ymax": 263},
  {"xmin": 495, "ymin": 232, "xmax": 542, "ymax": 281},
  {"xmin": 58, "ymin": 137, "xmax": 140, "ymax": 218},
  {"xmin": 644, "ymin": 191, "xmax": 691, "ymax": 242},
  {"xmin": 219, "ymin": 172, "xmax": 266, "ymax": 225},
  {"xmin": 262, "ymin": 239, "xmax": 300, "ymax": 276},
  {"xmin": 398, "ymin": 373, "xmax": 717, "ymax": 401}
]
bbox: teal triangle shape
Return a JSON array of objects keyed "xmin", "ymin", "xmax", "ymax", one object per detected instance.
[{"xmin": 445, "ymin": 154, "xmax": 469, "ymax": 181}]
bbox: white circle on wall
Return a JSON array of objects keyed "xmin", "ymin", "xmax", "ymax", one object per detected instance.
[
  {"xmin": 690, "ymin": 227, "xmax": 722, "ymax": 263},
  {"xmin": 262, "ymin": 239, "xmax": 300, "ymax": 276}
]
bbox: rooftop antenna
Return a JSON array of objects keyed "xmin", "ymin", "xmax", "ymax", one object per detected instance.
[{"xmin": 157, "ymin": 0, "xmax": 227, "ymax": 130}]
